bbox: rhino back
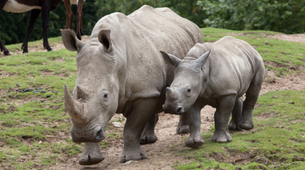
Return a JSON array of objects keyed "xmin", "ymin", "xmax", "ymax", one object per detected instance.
[
  {"xmin": 198, "ymin": 36, "xmax": 263, "ymax": 97},
  {"xmin": 90, "ymin": 5, "xmax": 203, "ymax": 101}
]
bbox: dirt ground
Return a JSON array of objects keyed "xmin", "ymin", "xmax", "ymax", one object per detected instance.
[{"xmin": 2, "ymin": 33, "xmax": 305, "ymax": 169}]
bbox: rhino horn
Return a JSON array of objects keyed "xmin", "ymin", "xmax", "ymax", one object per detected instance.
[{"xmin": 64, "ymin": 85, "xmax": 83, "ymax": 119}]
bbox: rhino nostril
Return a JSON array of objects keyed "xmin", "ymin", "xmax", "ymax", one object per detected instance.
[
  {"xmin": 177, "ymin": 106, "xmax": 182, "ymax": 113},
  {"xmin": 96, "ymin": 128, "xmax": 106, "ymax": 142}
]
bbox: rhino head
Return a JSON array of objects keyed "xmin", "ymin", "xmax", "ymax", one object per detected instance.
[
  {"xmin": 61, "ymin": 29, "xmax": 124, "ymax": 143},
  {"xmin": 161, "ymin": 50, "xmax": 211, "ymax": 114}
]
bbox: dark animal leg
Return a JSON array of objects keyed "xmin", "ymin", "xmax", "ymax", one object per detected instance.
[
  {"xmin": 229, "ymin": 98, "xmax": 243, "ymax": 131},
  {"xmin": 176, "ymin": 111, "xmax": 190, "ymax": 134},
  {"xmin": 0, "ymin": 40, "xmax": 10, "ymax": 55},
  {"xmin": 0, "ymin": 0, "xmax": 10, "ymax": 55},
  {"xmin": 120, "ymin": 98, "xmax": 158, "ymax": 163},
  {"xmin": 41, "ymin": 5, "xmax": 52, "ymax": 51},
  {"xmin": 140, "ymin": 113, "xmax": 158, "ymax": 145},
  {"xmin": 21, "ymin": 9, "xmax": 40, "ymax": 53},
  {"xmin": 64, "ymin": 0, "xmax": 73, "ymax": 29},
  {"xmin": 212, "ymin": 95, "xmax": 235, "ymax": 143},
  {"xmin": 185, "ymin": 104, "xmax": 204, "ymax": 148},
  {"xmin": 239, "ymin": 67, "xmax": 265, "ymax": 130},
  {"xmin": 76, "ymin": 0, "xmax": 85, "ymax": 40}
]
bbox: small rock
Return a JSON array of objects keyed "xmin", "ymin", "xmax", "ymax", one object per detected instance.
[
  {"xmin": 288, "ymin": 102, "xmax": 295, "ymax": 104},
  {"xmin": 112, "ymin": 122, "xmax": 124, "ymax": 128},
  {"xmin": 40, "ymin": 100, "xmax": 44, "ymax": 103},
  {"xmin": 16, "ymin": 83, "xmax": 20, "ymax": 87},
  {"xmin": 41, "ymin": 90, "xmax": 46, "ymax": 93},
  {"xmin": 46, "ymin": 95, "xmax": 52, "ymax": 98}
]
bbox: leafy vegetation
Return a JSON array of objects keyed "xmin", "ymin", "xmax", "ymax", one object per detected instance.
[
  {"xmin": 198, "ymin": 0, "xmax": 305, "ymax": 34},
  {"xmin": 2, "ymin": 0, "xmax": 304, "ymax": 46}
]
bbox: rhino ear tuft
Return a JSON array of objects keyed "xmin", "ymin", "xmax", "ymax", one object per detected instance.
[
  {"xmin": 98, "ymin": 29, "xmax": 112, "ymax": 52},
  {"xmin": 61, "ymin": 29, "xmax": 85, "ymax": 52},
  {"xmin": 195, "ymin": 50, "xmax": 211, "ymax": 70},
  {"xmin": 160, "ymin": 51, "xmax": 181, "ymax": 67}
]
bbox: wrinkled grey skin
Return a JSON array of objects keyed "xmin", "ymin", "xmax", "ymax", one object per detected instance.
[
  {"xmin": 162, "ymin": 36, "xmax": 265, "ymax": 147},
  {"xmin": 61, "ymin": 5, "xmax": 203, "ymax": 165}
]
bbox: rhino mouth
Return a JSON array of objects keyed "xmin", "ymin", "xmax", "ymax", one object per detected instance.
[
  {"xmin": 71, "ymin": 127, "xmax": 106, "ymax": 143},
  {"xmin": 162, "ymin": 103, "xmax": 185, "ymax": 115}
]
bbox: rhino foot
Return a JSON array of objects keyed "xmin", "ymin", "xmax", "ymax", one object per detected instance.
[
  {"xmin": 119, "ymin": 150, "xmax": 147, "ymax": 163},
  {"xmin": 176, "ymin": 124, "xmax": 190, "ymax": 134},
  {"xmin": 79, "ymin": 143, "xmax": 104, "ymax": 165},
  {"xmin": 140, "ymin": 134, "xmax": 158, "ymax": 145},
  {"xmin": 185, "ymin": 135, "xmax": 204, "ymax": 148},
  {"xmin": 239, "ymin": 123, "xmax": 254, "ymax": 130},
  {"xmin": 228, "ymin": 121, "xmax": 242, "ymax": 131},
  {"xmin": 212, "ymin": 129, "xmax": 232, "ymax": 143},
  {"xmin": 239, "ymin": 119, "xmax": 254, "ymax": 130}
]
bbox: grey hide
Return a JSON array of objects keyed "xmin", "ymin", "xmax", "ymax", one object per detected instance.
[
  {"xmin": 162, "ymin": 36, "xmax": 265, "ymax": 147},
  {"xmin": 61, "ymin": 5, "xmax": 203, "ymax": 165}
]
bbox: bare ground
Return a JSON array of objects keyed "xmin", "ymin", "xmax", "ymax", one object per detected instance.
[{"xmin": 2, "ymin": 33, "xmax": 305, "ymax": 169}]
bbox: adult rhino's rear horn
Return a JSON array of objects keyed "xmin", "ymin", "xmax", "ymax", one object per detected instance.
[{"xmin": 64, "ymin": 85, "xmax": 83, "ymax": 119}]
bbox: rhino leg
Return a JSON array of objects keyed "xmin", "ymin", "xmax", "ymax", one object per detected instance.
[
  {"xmin": 229, "ymin": 98, "xmax": 243, "ymax": 131},
  {"xmin": 120, "ymin": 98, "xmax": 158, "ymax": 163},
  {"xmin": 212, "ymin": 95, "xmax": 235, "ymax": 143},
  {"xmin": 239, "ymin": 68, "xmax": 264, "ymax": 130},
  {"xmin": 185, "ymin": 105, "xmax": 204, "ymax": 148},
  {"xmin": 79, "ymin": 143, "xmax": 104, "ymax": 165},
  {"xmin": 140, "ymin": 113, "xmax": 158, "ymax": 145},
  {"xmin": 176, "ymin": 112, "xmax": 190, "ymax": 134}
]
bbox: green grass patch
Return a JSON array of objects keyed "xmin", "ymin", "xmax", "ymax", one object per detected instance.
[
  {"xmin": 201, "ymin": 28, "xmax": 305, "ymax": 77},
  {"xmin": 175, "ymin": 90, "xmax": 305, "ymax": 169}
]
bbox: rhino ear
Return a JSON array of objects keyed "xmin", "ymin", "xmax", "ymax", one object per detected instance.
[
  {"xmin": 160, "ymin": 51, "xmax": 181, "ymax": 67},
  {"xmin": 61, "ymin": 29, "xmax": 85, "ymax": 52},
  {"xmin": 195, "ymin": 50, "xmax": 211, "ymax": 70},
  {"xmin": 98, "ymin": 29, "xmax": 113, "ymax": 52}
]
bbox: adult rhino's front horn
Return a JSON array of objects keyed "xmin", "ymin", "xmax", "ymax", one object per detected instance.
[{"xmin": 64, "ymin": 85, "xmax": 83, "ymax": 120}]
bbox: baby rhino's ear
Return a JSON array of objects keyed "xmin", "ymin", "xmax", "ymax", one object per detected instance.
[
  {"xmin": 160, "ymin": 51, "xmax": 181, "ymax": 67},
  {"xmin": 194, "ymin": 50, "xmax": 211, "ymax": 70}
]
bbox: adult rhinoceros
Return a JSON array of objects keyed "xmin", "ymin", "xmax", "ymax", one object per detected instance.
[
  {"xmin": 61, "ymin": 5, "xmax": 203, "ymax": 165},
  {"xmin": 162, "ymin": 36, "xmax": 265, "ymax": 146}
]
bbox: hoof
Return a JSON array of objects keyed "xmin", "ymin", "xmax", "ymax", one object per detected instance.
[
  {"xmin": 185, "ymin": 137, "xmax": 204, "ymax": 148},
  {"xmin": 140, "ymin": 134, "xmax": 158, "ymax": 145},
  {"xmin": 4, "ymin": 50, "xmax": 10, "ymax": 56},
  {"xmin": 239, "ymin": 123, "xmax": 254, "ymax": 130},
  {"xmin": 79, "ymin": 153, "xmax": 104, "ymax": 165},
  {"xmin": 176, "ymin": 125, "xmax": 190, "ymax": 134},
  {"xmin": 211, "ymin": 130, "xmax": 232, "ymax": 143},
  {"xmin": 119, "ymin": 151, "xmax": 147, "ymax": 163},
  {"xmin": 46, "ymin": 47, "xmax": 53, "ymax": 51},
  {"xmin": 228, "ymin": 122, "xmax": 242, "ymax": 131}
]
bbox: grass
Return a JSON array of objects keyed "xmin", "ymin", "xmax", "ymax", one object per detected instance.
[
  {"xmin": 173, "ymin": 28, "xmax": 305, "ymax": 169},
  {"xmin": 201, "ymin": 28, "xmax": 305, "ymax": 77},
  {"xmin": 0, "ymin": 28, "xmax": 305, "ymax": 169},
  {"xmin": 175, "ymin": 90, "xmax": 305, "ymax": 169}
]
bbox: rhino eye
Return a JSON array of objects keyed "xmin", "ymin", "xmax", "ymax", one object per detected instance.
[
  {"xmin": 187, "ymin": 88, "xmax": 191, "ymax": 93},
  {"xmin": 103, "ymin": 93, "xmax": 108, "ymax": 98}
]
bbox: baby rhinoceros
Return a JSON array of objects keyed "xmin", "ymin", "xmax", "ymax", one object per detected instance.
[{"xmin": 161, "ymin": 36, "xmax": 265, "ymax": 147}]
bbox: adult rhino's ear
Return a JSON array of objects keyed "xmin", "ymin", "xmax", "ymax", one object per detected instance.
[
  {"xmin": 98, "ymin": 29, "xmax": 113, "ymax": 52},
  {"xmin": 160, "ymin": 51, "xmax": 181, "ymax": 67},
  {"xmin": 61, "ymin": 29, "xmax": 85, "ymax": 52},
  {"xmin": 195, "ymin": 50, "xmax": 211, "ymax": 71}
]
